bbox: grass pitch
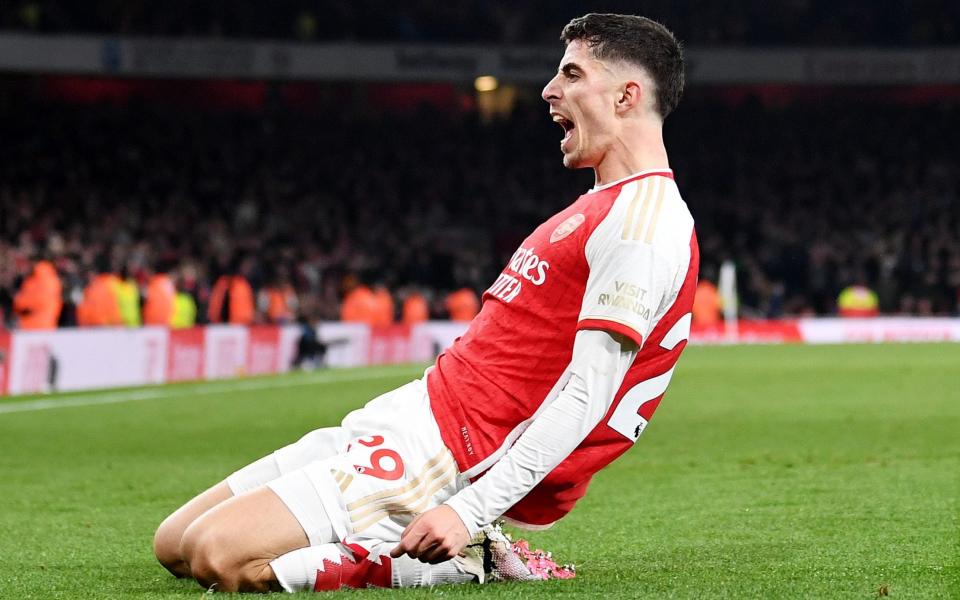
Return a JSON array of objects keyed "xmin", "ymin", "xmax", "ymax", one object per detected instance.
[{"xmin": 0, "ymin": 344, "xmax": 957, "ymax": 599}]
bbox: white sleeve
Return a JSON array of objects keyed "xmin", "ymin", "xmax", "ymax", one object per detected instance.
[
  {"xmin": 443, "ymin": 329, "xmax": 637, "ymax": 536},
  {"xmin": 578, "ymin": 176, "xmax": 678, "ymax": 347}
]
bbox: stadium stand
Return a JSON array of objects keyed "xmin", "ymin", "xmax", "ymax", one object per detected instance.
[
  {"xmin": 1, "ymin": 85, "xmax": 958, "ymax": 328},
  {"xmin": 2, "ymin": 0, "xmax": 958, "ymax": 46},
  {"xmin": 1, "ymin": 2, "xmax": 958, "ymax": 328}
]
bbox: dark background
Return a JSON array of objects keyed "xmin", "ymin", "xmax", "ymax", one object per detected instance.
[{"xmin": 1, "ymin": 1, "xmax": 958, "ymax": 324}]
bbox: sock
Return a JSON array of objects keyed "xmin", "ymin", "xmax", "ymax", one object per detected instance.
[
  {"xmin": 391, "ymin": 555, "xmax": 476, "ymax": 587},
  {"xmin": 269, "ymin": 542, "xmax": 476, "ymax": 592}
]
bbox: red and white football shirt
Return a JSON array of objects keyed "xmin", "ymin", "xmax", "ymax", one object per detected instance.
[{"xmin": 427, "ymin": 169, "xmax": 699, "ymax": 526}]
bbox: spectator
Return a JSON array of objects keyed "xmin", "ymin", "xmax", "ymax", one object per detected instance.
[
  {"xmin": 13, "ymin": 260, "xmax": 62, "ymax": 330},
  {"xmin": 445, "ymin": 288, "xmax": 480, "ymax": 322},
  {"xmin": 401, "ymin": 288, "xmax": 430, "ymax": 325},
  {"xmin": 116, "ymin": 266, "xmax": 142, "ymax": 327},
  {"xmin": 207, "ymin": 257, "xmax": 255, "ymax": 325},
  {"xmin": 692, "ymin": 277, "xmax": 722, "ymax": 327},
  {"xmin": 340, "ymin": 277, "xmax": 378, "ymax": 325},
  {"xmin": 143, "ymin": 262, "xmax": 177, "ymax": 326},
  {"xmin": 259, "ymin": 269, "xmax": 298, "ymax": 325},
  {"xmin": 371, "ymin": 285, "xmax": 395, "ymax": 327},
  {"xmin": 837, "ymin": 285, "xmax": 880, "ymax": 318},
  {"xmin": 76, "ymin": 257, "xmax": 123, "ymax": 327},
  {"xmin": 171, "ymin": 283, "xmax": 198, "ymax": 329}
]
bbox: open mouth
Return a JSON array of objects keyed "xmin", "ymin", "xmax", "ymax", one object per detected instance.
[{"xmin": 552, "ymin": 113, "xmax": 576, "ymax": 147}]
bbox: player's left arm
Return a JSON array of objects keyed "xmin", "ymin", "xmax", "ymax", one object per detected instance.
[{"xmin": 391, "ymin": 327, "xmax": 638, "ymax": 563}]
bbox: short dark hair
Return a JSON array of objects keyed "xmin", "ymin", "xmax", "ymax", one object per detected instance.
[{"xmin": 561, "ymin": 13, "xmax": 684, "ymax": 119}]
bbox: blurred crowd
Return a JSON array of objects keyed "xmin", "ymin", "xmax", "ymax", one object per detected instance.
[
  {"xmin": 2, "ymin": 0, "xmax": 958, "ymax": 46},
  {"xmin": 1, "ymin": 88, "xmax": 959, "ymax": 330},
  {"xmin": 680, "ymin": 95, "xmax": 960, "ymax": 317},
  {"xmin": 0, "ymin": 93, "xmax": 514, "ymax": 330}
]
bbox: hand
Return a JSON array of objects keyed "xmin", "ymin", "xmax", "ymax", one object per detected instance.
[{"xmin": 390, "ymin": 505, "xmax": 470, "ymax": 564}]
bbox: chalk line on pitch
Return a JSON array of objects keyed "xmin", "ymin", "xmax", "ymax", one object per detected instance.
[{"xmin": 0, "ymin": 366, "xmax": 422, "ymax": 415}]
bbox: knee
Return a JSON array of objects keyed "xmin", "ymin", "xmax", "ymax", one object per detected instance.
[
  {"xmin": 153, "ymin": 516, "xmax": 189, "ymax": 578},
  {"xmin": 180, "ymin": 521, "xmax": 231, "ymax": 590},
  {"xmin": 180, "ymin": 521, "xmax": 272, "ymax": 592}
]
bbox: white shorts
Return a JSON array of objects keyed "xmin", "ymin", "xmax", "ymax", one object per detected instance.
[{"xmin": 226, "ymin": 377, "xmax": 466, "ymax": 545}]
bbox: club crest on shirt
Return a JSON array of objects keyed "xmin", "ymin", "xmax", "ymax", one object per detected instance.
[{"xmin": 550, "ymin": 213, "xmax": 585, "ymax": 243}]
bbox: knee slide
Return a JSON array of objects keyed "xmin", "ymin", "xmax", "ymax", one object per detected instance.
[{"xmin": 180, "ymin": 520, "xmax": 274, "ymax": 592}]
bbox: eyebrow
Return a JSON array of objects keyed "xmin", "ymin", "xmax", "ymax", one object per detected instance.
[{"xmin": 560, "ymin": 62, "xmax": 583, "ymax": 76}]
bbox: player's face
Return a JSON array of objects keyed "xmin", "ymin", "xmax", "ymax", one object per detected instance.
[{"xmin": 541, "ymin": 40, "xmax": 621, "ymax": 169}]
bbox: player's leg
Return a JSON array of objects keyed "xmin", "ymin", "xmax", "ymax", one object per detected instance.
[
  {"xmin": 153, "ymin": 375, "xmax": 430, "ymax": 579},
  {"xmin": 153, "ymin": 481, "xmax": 233, "ymax": 577},
  {"xmin": 178, "ymin": 378, "xmax": 461, "ymax": 592},
  {"xmin": 269, "ymin": 525, "xmax": 561, "ymax": 591},
  {"xmin": 267, "ymin": 378, "xmax": 492, "ymax": 591},
  {"xmin": 179, "ymin": 485, "xmax": 315, "ymax": 592},
  {"xmin": 175, "ymin": 485, "xmax": 478, "ymax": 592},
  {"xmin": 270, "ymin": 539, "xmax": 481, "ymax": 591},
  {"xmin": 173, "ymin": 376, "xmax": 571, "ymax": 592},
  {"xmin": 153, "ymin": 426, "xmax": 350, "ymax": 577},
  {"xmin": 177, "ymin": 483, "xmax": 568, "ymax": 593}
]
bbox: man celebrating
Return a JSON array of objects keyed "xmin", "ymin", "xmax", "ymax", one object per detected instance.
[{"xmin": 154, "ymin": 13, "xmax": 697, "ymax": 592}]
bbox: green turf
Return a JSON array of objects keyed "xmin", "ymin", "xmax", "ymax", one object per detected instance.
[{"xmin": 0, "ymin": 344, "xmax": 957, "ymax": 599}]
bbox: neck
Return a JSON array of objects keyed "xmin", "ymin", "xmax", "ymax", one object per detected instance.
[{"xmin": 592, "ymin": 121, "xmax": 669, "ymax": 187}]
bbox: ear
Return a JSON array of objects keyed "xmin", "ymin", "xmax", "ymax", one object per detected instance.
[{"xmin": 615, "ymin": 80, "xmax": 643, "ymax": 115}]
